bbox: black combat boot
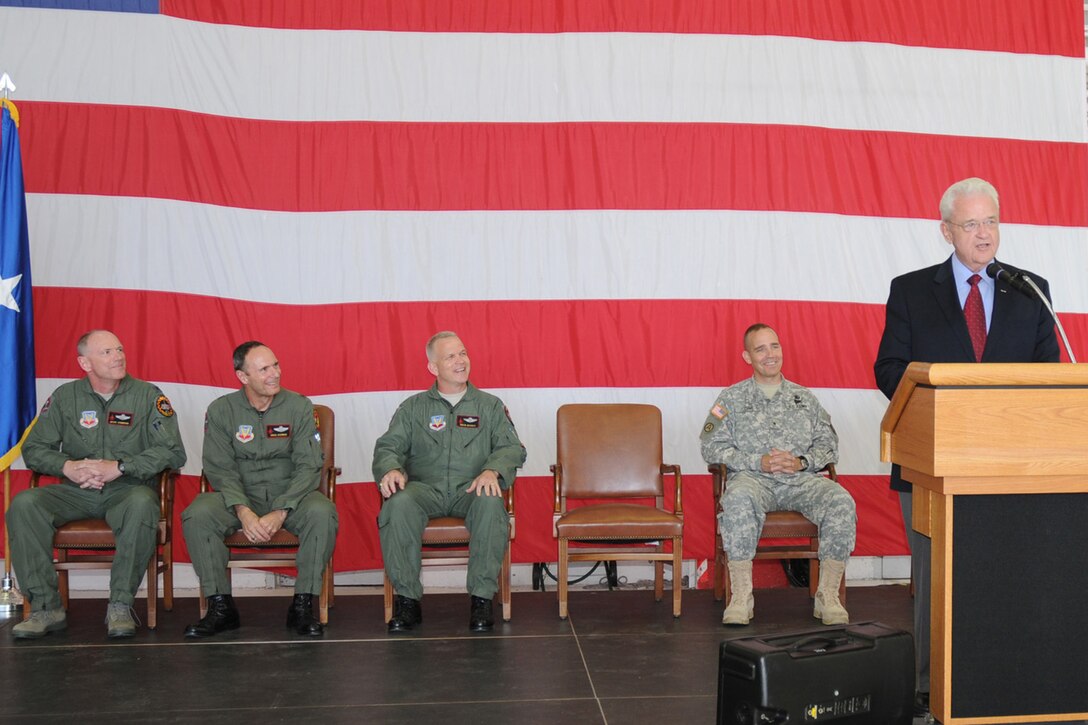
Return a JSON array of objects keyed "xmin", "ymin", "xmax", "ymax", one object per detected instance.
[
  {"xmin": 286, "ymin": 593, "xmax": 324, "ymax": 636},
  {"xmin": 184, "ymin": 594, "xmax": 241, "ymax": 638},
  {"xmin": 387, "ymin": 595, "xmax": 422, "ymax": 633},
  {"xmin": 469, "ymin": 595, "xmax": 494, "ymax": 632}
]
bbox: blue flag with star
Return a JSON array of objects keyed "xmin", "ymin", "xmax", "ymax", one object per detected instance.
[{"xmin": 0, "ymin": 101, "xmax": 35, "ymax": 471}]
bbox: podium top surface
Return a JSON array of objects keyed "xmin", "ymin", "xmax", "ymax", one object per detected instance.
[{"xmin": 879, "ymin": 363, "xmax": 1088, "ymax": 482}]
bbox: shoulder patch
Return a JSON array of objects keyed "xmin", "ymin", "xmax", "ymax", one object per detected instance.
[
  {"xmin": 703, "ymin": 421, "xmax": 715, "ymax": 433},
  {"xmin": 39, "ymin": 395, "xmax": 53, "ymax": 416},
  {"xmin": 711, "ymin": 404, "xmax": 727, "ymax": 419},
  {"xmin": 155, "ymin": 395, "xmax": 175, "ymax": 417}
]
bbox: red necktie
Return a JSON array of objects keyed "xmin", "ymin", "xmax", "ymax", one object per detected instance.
[{"xmin": 965, "ymin": 273, "xmax": 986, "ymax": 362}]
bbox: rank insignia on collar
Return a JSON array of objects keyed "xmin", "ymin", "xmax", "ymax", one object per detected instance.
[
  {"xmin": 266, "ymin": 424, "xmax": 291, "ymax": 438},
  {"xmin": 429, "ymin": 415, "xmax": 446, "ymax": 431},
  {"xmin": 108, "ymin": 411, "xmax": 134, "ymax": 426},
  {"xmin": 236, "ymin": 425, "xmax": 254, "ymax": 443},
  {"xmin": 457, "ymin": 415, "xmax": 480, "ymax": 428},
  {"xmin": 80, "ymin": 410, "xmax": 99, "ymax": 429}
]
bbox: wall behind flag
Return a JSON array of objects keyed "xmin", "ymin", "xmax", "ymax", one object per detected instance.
[{"xmin": 0, "ymin": 0, "xmax": 1086, "ymax": 571}]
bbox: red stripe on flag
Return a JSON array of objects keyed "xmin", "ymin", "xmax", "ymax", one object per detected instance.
[
  {"xmin": 34, "ymin": 288, "xmax": 1088, "ymax": 392},
  {"xmin": 19, "ymin": 102, "xmax": 1088, "ymax": 226},
  {"xmin": 160, "ymin": 0, "xmax": 1085, "ymax": 58},
  {"xmin": 33, "ymin": 288, "xmax": 897, "ymax": 393}
]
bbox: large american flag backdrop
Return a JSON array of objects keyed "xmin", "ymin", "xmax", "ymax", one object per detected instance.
[{"xmin": 1, "ymin": 0, "xmax": 1086, "ymax": 580}]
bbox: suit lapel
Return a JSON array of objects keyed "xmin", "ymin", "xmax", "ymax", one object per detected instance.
[
  {"xmin": 931, "ymin": 258, "xmax": 976, "ymax": 361},
  {"xmin": 984, "ymin": 260, "xmax": 1014, "ymax": 362}
]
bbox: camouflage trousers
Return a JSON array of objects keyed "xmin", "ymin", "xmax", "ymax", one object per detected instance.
[{"xmin": 719, "ymin": 471, "xmax": 856, "ymax": 561}]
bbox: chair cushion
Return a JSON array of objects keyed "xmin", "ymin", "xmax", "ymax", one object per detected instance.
[
  {"xmin": 761, "ymin": 511, "xmax": 819, "ymax": 538},
  {"xmin": 225, "ymin": 529, "xmax": 301, "ymax": 547},
  {"xmin": 556, "ymin": 503, "xmax": 682, "ymax": 540},
  {"xmin": 54, "ymin": 519, "xmax": 116, "ymax": 548},
  {"xmin": 421, "ymin": 517, "xmax": 471, "ymax": 545}
]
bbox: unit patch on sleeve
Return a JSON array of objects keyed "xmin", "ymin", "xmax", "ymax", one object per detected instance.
[
  {"xmin": 703, "ymin": 422, "xmax": 715, "ymax": 433},
  {"xmin": 456, "ymin": 415, "xmax": 480, "ymax": 428},
  {"xmin": 266, "ymin": 424, "xmax": 292, "ymax": 438},
  {"xmin": 155, "ymin": 395, "xmax": 175, "ymax": 417},
  {"xmin": 108, "ymin": 411, "xmax": 134, "ymax": 426}
]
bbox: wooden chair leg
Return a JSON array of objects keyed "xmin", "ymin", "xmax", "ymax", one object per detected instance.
[
  {"xmin": 162, "ymin": 540, "xmax": 173, "ymax": 611},
  {"xmin": 672, "ymin": 540, "xmax": 682, "ymax": 617},
  {"xmin": 557, "ymin": 539, "xmax": 569, "ymax": 620},
  {"xmin": 723, "ymin": 553, "xmax": 733, "ymax": 604},
  {"xmin": 653, "ymin": 559, "xmax": 664, "ymax": 602},
  {"xmin": 500, "ymin": 541, "xmax": 512, "ymax": 622},
  {"xmin": 319, "ymin": 564, "xmax": 331, "ymax": 625},
  {"xmin": 383, "ymin": 573, "xmax": 394, "ymax": 623},
  {"xmin": 713, "ymin": 546, "xmax": 726, "ymax": 602},
  {"xmin": 57, "ymin": 554, "xmax": 70, "ymax": 610},
  {"xmin": 146, "ymin": 550, "xmax": 158, "ymax": 630}
]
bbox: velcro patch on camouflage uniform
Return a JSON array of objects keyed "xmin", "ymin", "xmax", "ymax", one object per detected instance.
[
  {"xmin": 703, "ymin": 422, "xmax": 715, "ymax": 433},
  {"xmin": 155, "ymin": 395, "xmax": 175, "ymax": 417},
  {"xmin": 711, "ymin": 404, "xmax": 727, "ymax": 419}
]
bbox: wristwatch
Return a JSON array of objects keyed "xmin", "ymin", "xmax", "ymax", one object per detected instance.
[
  {"xmin": 117, "ymin": 460, "xmax": 126, "ymax": 475},
  {"xmin": 797, "ymin": 456, "xmax": 809, "ymax": 471}
]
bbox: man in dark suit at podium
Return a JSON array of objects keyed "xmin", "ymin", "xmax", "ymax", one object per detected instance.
[{"xmin": 874, "ymin": 177, "xmax": 1059, "ymax": 717}]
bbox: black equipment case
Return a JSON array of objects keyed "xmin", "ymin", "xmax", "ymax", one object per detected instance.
[{"xmin": 717, "ymin": 621, "xmax": 913, "ymax": 724}]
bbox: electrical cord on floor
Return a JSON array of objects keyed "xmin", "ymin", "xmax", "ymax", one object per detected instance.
[{"xmin": 532, "ymin": 561, "xmax": 626, "ymax": 591}]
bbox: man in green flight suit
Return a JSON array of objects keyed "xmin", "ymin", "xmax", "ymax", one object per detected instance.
[
  {"xmin": 375, "ymin": 331, "xmax": 526, "ymax": 633},
  {"xmin": 9, "ymin": 329, "xmax": 186, "ymax": 639},
  {"xmin": 181, "ymin": 341, "xmax": 337, "ymax": 638}
]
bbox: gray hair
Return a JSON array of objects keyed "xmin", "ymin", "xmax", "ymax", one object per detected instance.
[
  {"xmin": 77, "ymin": 329, "xmax": 109, "ymax": 356},
  {"xmin": 426, "ymin": 331, "xmax": 461, "ymax": 362},
  {"xmin": 939, "ymin": 177, "xmax": 999, "ymax": 222}
]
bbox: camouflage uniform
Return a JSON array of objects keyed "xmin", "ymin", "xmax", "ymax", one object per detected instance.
[{"xmin": 699, "ymin": 377, "xmax": 855, "ymax": 561}]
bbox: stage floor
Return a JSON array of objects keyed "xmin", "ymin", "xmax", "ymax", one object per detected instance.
[{"xmin": 0, "ymin": 583, "xmax": 938, "ymax": 723}]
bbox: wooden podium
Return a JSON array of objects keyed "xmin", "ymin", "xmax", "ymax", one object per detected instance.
[{"xmin": 880, "ymin": 363, "xmax": 1088, "ymax": 724}]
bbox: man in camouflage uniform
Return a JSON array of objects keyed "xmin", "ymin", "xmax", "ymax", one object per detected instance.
[
  {"xmin": 374, "ymin": 331, "xmax": 526, "ymax": 633},
  {"xmin": 10, "ymin": 329, "xmax": 186, "ymax": 639},
  {"xmin": 700, "ymin": 323, "xmax": 855, "ymax": 626}
]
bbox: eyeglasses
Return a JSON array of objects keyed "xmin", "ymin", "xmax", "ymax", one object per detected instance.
[{"xmin": 947, "ymin": 217, "xmax": 999, "ymax": 233}]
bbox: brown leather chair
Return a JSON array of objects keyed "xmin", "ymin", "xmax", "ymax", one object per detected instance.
[
  {"xmin": 382, "ymin": 490, "xmax": 514, "ymax": 623},
  {"xmin": 552, "ymin": 403, "xmax": 683, "ymax": 619},
  {"xmin": 22, "ymin": 468, "xmax": 176, "ymax": 629},
  {"xmin": 709, "ymin": 462, "xmax": 845, "ymax": 603},
  {"xmin": 197, "ymin": 404, "xmax": 338, "ymax": 624}
]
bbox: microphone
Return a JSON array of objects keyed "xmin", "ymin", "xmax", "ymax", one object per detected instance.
[
  {"xmin": 985, "ymin": 262, "xmax": 1031, "ymax": 294},
  {"xmin": 985, "ymin": 261, "xmax": 1077, "ymax": 363}
]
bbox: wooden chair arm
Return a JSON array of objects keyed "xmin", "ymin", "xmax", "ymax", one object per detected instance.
[
  {"xmin": 707, "ymin": 463, "xmax": 726, "ymax": 499},
  {"xmin": 662, "ymin": 463, "xmax": 682, "ymax": 513},
  {"xmin": 158, "ymin": 469, "xmax": 177, "ymax": 521},
  {"xmin": 550, "ymin": 463, "xmax": 561, "ymax": 514}
]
